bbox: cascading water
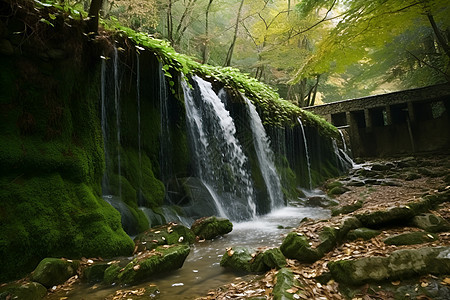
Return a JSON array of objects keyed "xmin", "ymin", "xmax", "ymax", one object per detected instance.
[
  {"xmin": 113, "ymin": 47, "xmax": 122, "ymax": 197},
  {"xmin": 136, "ymin": 53, "xmax": 143, "ymax": 199},
  {"xmin": 338, "ymin": 129, "xmax": 347, "ymax": 152},
  {"xmin": 245, "ymin": 97, "xmax": 284, "ymax": 209},
  {"xmin": 159, "ymin": 63, "xmax": 173, "ymax": 186},
  {"xmin": 182, "ymin": 76, "xmax": 256, "ymax": 220},
  {"xmin": 298, "ymin": 117, "xmax": 313, "ymax": 189},
  {"xmin": 333, "ymin": 139, "xmax": 354, "ymax": 170}
]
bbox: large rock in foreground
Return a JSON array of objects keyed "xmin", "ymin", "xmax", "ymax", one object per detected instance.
[
  {"xmin": 104, "ymin": 244, "xmax": 190, "ymax": 285},
  {"xmin": 191, "ymin": 216, "xmax": 233, "ymax": 240},
  {"xmin": 328, "ymin": 246, "xmax": 450, "ymax": 285},
  {"xmin": 134, "ymin": 223, "xmax": 195, "ymax": 252},
  {"xmin": 31, "ymin": 258, "xmax": 79, "ymax": 288},
  {"xmin": 220, "ymin": 246, "xmax": 285, "ymax": 273},
  {"xmin": 0, "ymin": 282, "xmax": 47, "ymax": 300}
]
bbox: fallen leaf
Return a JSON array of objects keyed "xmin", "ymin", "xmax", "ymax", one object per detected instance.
[{"xmin": 391, "ymin": 281, "xmax": 400, "ymax": 286}]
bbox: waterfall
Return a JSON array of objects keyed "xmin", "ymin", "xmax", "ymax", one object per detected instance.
[
  {"xmin": 100, "ymin": 58, "xmax": 109, "ymax": 191},
  {"xmin": 245, "ymin": 97, "xmax": 284, "ymax": 209},
  {"xmin": 338, "ymin": 129, "xmax": 347, "ymax": 152},
  {"xmin": 182, "ymin": 76, "xmax": 256, "ymax": 220},
  {"xmin": 333, "ymin": 139, "xmax": 354, "ymax": 170},
  {"xmin": 298, "ymin": 117, "xmax": 313, "ymax": 190},
  {"xmin": 159, "ymin": 63, "xmax": 172, "ymax": 186},
  {"xmin": 113, "ymin": 47, "xmax": 122, "ymax": 198},
  {"xmin": 136, "ymin": 53, "xmax": 143, "ymax": 200}
]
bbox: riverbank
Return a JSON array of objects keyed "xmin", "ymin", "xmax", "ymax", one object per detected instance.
[{"xmin": 197, "ymin": 153, "xmax": 450, "ymax": 299}]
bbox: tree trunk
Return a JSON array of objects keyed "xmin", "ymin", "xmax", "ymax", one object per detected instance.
[
  {"xmin": 167, "ymin": 0, "xmax": 174, "ymax": 44},
  {"xmin": 310, "ymin": 74, "xmax": 320, "ymax": 106},
  {"xmin": 427, "ymin": 13, "xmax": 450, "ymax": 59},
  {"xmin": 224, "ymin": 0, "xmax": 245, "ymax": 67},
  {"xmin": 87, "ymin": 0, "xmax": 104, "ymax": 33},
  {"xmin": 202, "ymin": 0, "xmax": 214, "ymax": 64}
]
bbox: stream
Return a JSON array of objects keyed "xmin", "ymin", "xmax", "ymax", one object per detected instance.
[{"xmin": 51, "ymin": 204, "xmax": 330, "ymax": 299}]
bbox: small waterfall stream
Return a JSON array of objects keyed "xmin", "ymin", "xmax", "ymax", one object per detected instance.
[
  {"xmin": 182, "ymin": 76, "xmax": 256, "ymax": 220},
  {"xmin": 245, "ymin": 97, "xmax": 284, "ymax": 209},
  {"xmin": 136, "ymin": 53, "xmax": 143, "ymax": 200},
  {"xmin": 298, "ymin": 117, "xmax": 313, "ymax": 189},
  {"xmin": 113, "ymin": 47, "xmax": 122, "ymax": 198}
]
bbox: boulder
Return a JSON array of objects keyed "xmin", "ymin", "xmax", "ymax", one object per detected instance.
[
  {"xmin": 134, "ymin": 223, "xmax": 195, "ymax": 252},
  {"xmin": 220, "ymin": 247, "xmax": 285, "ymax": 273},
  {"xmin": 335, "ymin": 217, "xmax": 362, "ymax": 241},
  {"xmin": 383, "ymin": 231, "xmax": 438, "ymax": 246},
  {"xmin": 105, "ymin": 244, "xmax": 190, "ymax": 285},
  {"xmin": 191, "ymin": 216, "xmax": 233, "ymax": 240},
  {"xmin": 328, "ymin": 246, "xmax": 450, "ymax": 285},
  {"xmin": 356, "ymin": 206, "xmax": 416, "ymax": 228},
  {"xmin": 0, "ymin": 282, "xmax": 47, "ymax": 300},
  {"xmin": 405, "ymin": 172, "xmax": 421, "ymax": 181},
  {"xmin": 327, "ymin": 186, "xmax": 350, "ymax": 197},
  {"xmin": 347, "ymin": 228, "xmax": 381, "ymax": 241},
  {"xmin": 304, "ymin": 196, "xmax": 338, "ymax": 208},
  {"xmin": 220, "ymin": 246, "xmax": 254, "ymax": 273},
  {"xmin": 31, "ymin": 258, "xmax": 79, "ymax": 288},
  {"xmin": 332, "ymin": 201, "xmax": 363, "ymax": 216},
  {"xmin": 280, "ymin": 232, "xmax": 321, "ymax": 263},
  {"xmin": 82, "ymin": 263, "xmax": 110, "ymax": 283},
  {"xmin": 272, "ymin": 268, "xmax": 302, "ymax": 300},
  {"xmin": 412, "ymin": 213, "xmax": 450, "ymax": 233}
]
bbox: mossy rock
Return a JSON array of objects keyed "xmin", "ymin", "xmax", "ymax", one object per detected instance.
[
  {"xmin": 317, "ymin": 226, "xmax": 338, "ymax": 254},
  {"xmin": 272, "ymin": 268, "xmax": 302, "ymax": 300},
  {"xmin": 383, "ymin": 231, "xmax": 438, "ymax": 246},
  {"xmin": 329, "ymin": 247, "xmax": 450, "ymax": 285},
  {"xmin": 110, "ymin": 244, "xmax": 190, "ymax": 285},
  {"xmin": 280, "ymin": 232, "xmax": 321, "ymax": 263},
  {"xmin": 220, "ymin": 246, "xmax": 254, "ymax": 273},
  {"xmin": 412, "ymin": 213, "xmax": 450, "ymax": 233},
  {"xmin": 370, "ymin": 163, "xmax": 393, "ymax": 171},
  {"xmin": 31, "ymin": 258, "xmax": 79, "ymax": 288},
  {"xmin": 335, "ymin": 216, "xmax": 362, "ymax": 241},
  {"xmin": 356, "ymin": 206, "xmax": 416, "ymax": 228},
  {"xmin": 325, "ymin": 181, "xmax": 344, "ymax": 190},
  {"xmin": 331, "ymin": 201, "xmax": 363, "ymax": 216},
  {"xmin": 327, "ymin": 186, "xmax": 350, "ymax": 197},
  {"xmin": 220, "ymin": 247, "xmax": 285, "ymax": 274},
  {"xmin": 347, "ymin": 228, "xmax": 381, "ymax": 241},
  {"xmin": 191, "ymin": 216, "xmax": 233, "ymax": 240},
  {"xmin": 252, "ymin": 248, "xmax": 286, "ymax": 272},
  {"xmin": 0, "ymin": 282, "xmax": 47, "ymax": 300},
  {"xmin": 134, "ymin": 223, "xmax": 195, "ymax": 252},
  {"xmin": 82, "ymin": 263, "xmax": 110, "ymax": 283}
]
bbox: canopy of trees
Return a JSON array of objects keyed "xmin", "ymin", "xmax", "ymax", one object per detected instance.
[{"xmin": 80, "ymin": 0, "xmax": 449, "ymax": 105}]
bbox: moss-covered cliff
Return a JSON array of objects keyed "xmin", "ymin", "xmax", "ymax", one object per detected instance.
[{"xmin": 0, "ymin": 0, "xmax": 349, "ymax": 282}]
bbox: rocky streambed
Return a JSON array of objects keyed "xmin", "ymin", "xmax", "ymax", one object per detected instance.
[
  {"xmin": 198, "ymin": 154, "xmax": 450, "ymax": 299},
  {"xmin": 1, "ymin": 154, "xmax": 450, "ymax": 299}
]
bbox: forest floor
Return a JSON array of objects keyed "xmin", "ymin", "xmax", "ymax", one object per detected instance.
[{"xmin": 196, "ymin": 153, "xmax": 450, "ymax": 300}]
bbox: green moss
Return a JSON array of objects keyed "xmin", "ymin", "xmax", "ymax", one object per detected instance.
[{"xmin": 0, "ymin": 174, "xmax": 134, "ymax": 282}]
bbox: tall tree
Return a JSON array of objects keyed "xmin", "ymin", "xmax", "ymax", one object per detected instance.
[
  {"xmin": 224, "ymin": 0, "xmax": 245, "ymax": 66},
  {"xmin": 202, "ymin": 0, "xmax": 214, "ymax": 64},
  {"xmin": 87, "ymin": 0, "xmax": 104, "ymax": 33}
]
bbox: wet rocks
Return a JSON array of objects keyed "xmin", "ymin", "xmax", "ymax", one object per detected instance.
[
  {"xmin": 104, "ymin": 244, "xmax": 190, "ymax": 285},
  {"xmin": 134, "ymin": 223, "xmax": 195, "ymax": 252},
  {"xmin": 82, "ymin": 263, "xmax": 110, "ymax": 283},
  {"xmin": 331, "ymin": 200, "xmax": 363, "ymax": 216},
  {"xmin": 383, "ymin": 231, "xmax": 438, "ymax": 246},
  {"xmin": 304, "ymin": 195, "xmax": 338, "ymax": 208},
  {"xmin": 220, "ymin": 247, "xmax": 285, "ymax": 273},
  {"xmin": 280, "ymin": 232, "xmax": 321, "ymax": 263},
  {"xmin": 0, "ymin": 281, "xmax": 47, "ymax": 300},
  {"xmin": 412, "ymin": 213, "xmax": 450, "ymax": 233},
  {"xmin": 31, "ymin": 258, "xmax": 79, "ymax": 288},
  {"xmin": 272, "ymin": 268, "xmax": 300, "ymax": 300},
  {"xmin": 346, "ymin": 228, "xmax": 381, "ymax": 241},
  {"xmin": 191, "ymin": 216, "xmax": 233, "ymax": 240},
  {"xmin": 328, "ymin": 246, "xmax": 450, "ymax": 286}
]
